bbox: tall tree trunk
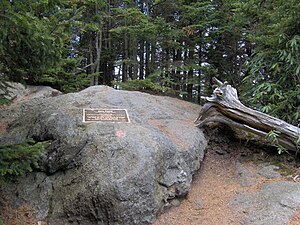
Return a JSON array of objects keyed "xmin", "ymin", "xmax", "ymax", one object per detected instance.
[
  {"xmin": 132, "ymin": 37, "xmax": 138, "ymax": 80},
  {"xmin": 122, "ymin": 11, "xmax": 129, "ymax": 82},
  {"xmin": 145, "ymin": 40, "xmax": 150, "ymax": 78},
  {"xmin": 139, "ymin": 41, "xmax": 145, "ymax": 80},
  {"xmin": 89, "ymin": 4, "xmax": 102, "ymax": 86},
  {"xmin": 89, "ymin": 36, "xmax": 95, "ymax": 86},
  {"xmin": 122, "ymin": 33, "xmax": 128, "ymax": 82},
  {"xmin": 128, "ymin": 36, "xmax": 133, "ymax": 80},
  {"xmin": 150, "ymin": 38, "xmax": 156, "ymax": 75},
  {"xmin": 187, "ymin": 48, "xmax": 194, "ymax": 102},
  {"xmin": 104, "ymin": 0, "xmax": 113, "ymax": 86},
  {"xmin": 94, "ymin": 30, "xmax": 102, "ymax": 85},
  {"xmin": 197, "ymin": 45, "xmax": 202, "ymax": 104},
  {"xmin": 172, "ymin": 48, "xmax": 180, "ymax": 93}
]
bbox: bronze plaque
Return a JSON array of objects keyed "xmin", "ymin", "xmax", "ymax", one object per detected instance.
[{"xmin": 83, "ymin": 109, "xmax": 130, "ymax": 123}]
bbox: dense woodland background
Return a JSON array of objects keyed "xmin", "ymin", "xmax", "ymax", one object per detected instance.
[{"xmin": 0, "ymin": 0, "xmax": 299, "ymax": 125}]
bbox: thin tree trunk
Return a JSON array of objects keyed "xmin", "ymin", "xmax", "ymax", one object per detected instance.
[
  {"xmin": 89, "ymin": 4, "xmax": 102, "ymax": 86},
  {"xmin": 127, "ymin": 35, "xmax": 132, "ymax": 80},
  {"xmin": 139, "ymin": 41, "xmax": 145, "ymax": 80},
  {"xmin": 122, "ymin": 25, "xmax": 128, "ymax": 82},
  {"xmin": 94, "ymin": 30, "xmax": 102, "ymax": 85},
  {"xmin": 197, "ymin": 44, "xmax": 202, "ymax": 104},
  {"xmin": 145, "ymin": 41, "xmax": 150, "ymax": 78},
  {"xmin": 132, "ymin": 37, "xmax": 138, "ymax": 80},
  {"xmin": 150, "ymin": 38, "xmax": 156, "ymax": 75},
  {"xmin": 172, "ymin": 48, "xmax": 180, "ymax": 93},
  {"xmin": 89, "ymin": 37, "xmax": 95, "ymax": 86},
  {"xmin": 187, "ymin": 47, "xmax": 194, "ymax": 101},
  {"xmin": 104, "ymin": 0, "xmax": 113, "ymax": 86}
]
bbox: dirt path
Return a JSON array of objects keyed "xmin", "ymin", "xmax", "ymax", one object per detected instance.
[
  {"xmin": 154, "ymin": 139, "xmax": 300, "ymax": 225},
  {"xmin": 154, "ymin": 146, "xmax": 242, "ymax": 225}
]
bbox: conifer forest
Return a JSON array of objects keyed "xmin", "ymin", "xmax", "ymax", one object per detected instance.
[{"xmin": 0, "ymin": 0, "xmax": 299, "ymax": 125}]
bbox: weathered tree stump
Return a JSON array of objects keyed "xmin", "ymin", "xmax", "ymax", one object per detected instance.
[{"xmin": 195, "ymin": 77, "xmax": 300, "ymax": 152}]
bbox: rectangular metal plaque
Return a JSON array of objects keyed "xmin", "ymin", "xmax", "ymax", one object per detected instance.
[{"xmin": 83, "ymin": 109, "xmax": 130, "ymax": 123}]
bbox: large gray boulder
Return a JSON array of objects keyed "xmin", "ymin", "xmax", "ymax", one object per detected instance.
[{"xmin": 0, "ymin": 85, "xmax": 207, "ymax": 225}]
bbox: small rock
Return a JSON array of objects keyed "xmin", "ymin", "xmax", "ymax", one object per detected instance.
[
  {"xmin": 215, "ymin": 149, "xmax": 226, "ymax": 155},
  {"xmin": 37, "ymin": 221, "xmax": 47, "ymax": 225},
  {"xmin": 242, "ymin": 210, "xmax": 248, "ymax": 214},
  {"xmin": 240, "ymin": 151, "xmax": 248, "ymax": 157},
  {"xmin": 258, "ymin": 164, "xmax": 281, "ymax": 179},
  {"xmin": 235, "ymin": 162, "xmax": 257, "ymax": 187},
  {"xmin": 193, "ymin": 199, "xmax": 204, "ymax": 210},
  {"xmin": 170, "ymin": 199, "xmax": 181, "ymax": 207}
]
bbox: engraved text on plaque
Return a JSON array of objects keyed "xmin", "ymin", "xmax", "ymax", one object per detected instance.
[{"xmin": 83, "ymin": 109, "xmax": 130, "ymax": 123}]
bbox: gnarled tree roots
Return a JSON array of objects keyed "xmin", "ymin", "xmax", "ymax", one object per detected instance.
[{"xmin": 195, "ymin": 77, "xmax": 300, "ymax": 152}]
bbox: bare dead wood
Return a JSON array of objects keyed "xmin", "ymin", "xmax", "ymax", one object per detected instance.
[{"xmin": 195, "ymin": 77, "xmax": 300, "ymax": 151}]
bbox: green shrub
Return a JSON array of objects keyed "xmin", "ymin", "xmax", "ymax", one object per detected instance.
[
  {"xmin": 0, "ymin": 98, "xmax": 11, "ymax": 106},
  {"xmin": 0, "ymin": 140, "xmax": 47, "ymax": 176}
]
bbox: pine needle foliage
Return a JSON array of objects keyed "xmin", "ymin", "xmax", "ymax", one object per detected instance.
[
  {"xmin": 0, "ymin": 140, "xmax": 47, "ymax": 176},
  {"xmin": 117, "ymin": 71, "xmax": 172, "ymax": 94}
]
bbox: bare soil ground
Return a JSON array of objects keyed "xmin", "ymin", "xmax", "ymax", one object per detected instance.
[
  {"xmin": 154, "ymin": 148, "xmax": 242, "ymax": 225},
  {"xmin": 0, "ymin": 195, "xmax": 37, "ymax": 225},
  {"xmin": 154, "ymin": 128, "xmax": 300, "ymax": 225}
]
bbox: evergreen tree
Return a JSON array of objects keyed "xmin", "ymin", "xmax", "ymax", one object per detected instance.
[
  {"xmin": 238, "ymin": 0, "xmax": 300, "ymax": 125},
  {"xmin": 0, "ymin": 0, "xmax": 88, "ymax": 91},
  {"xmin": 0, "ymin": 0, "xmax": 298, "ymax": 124}
]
